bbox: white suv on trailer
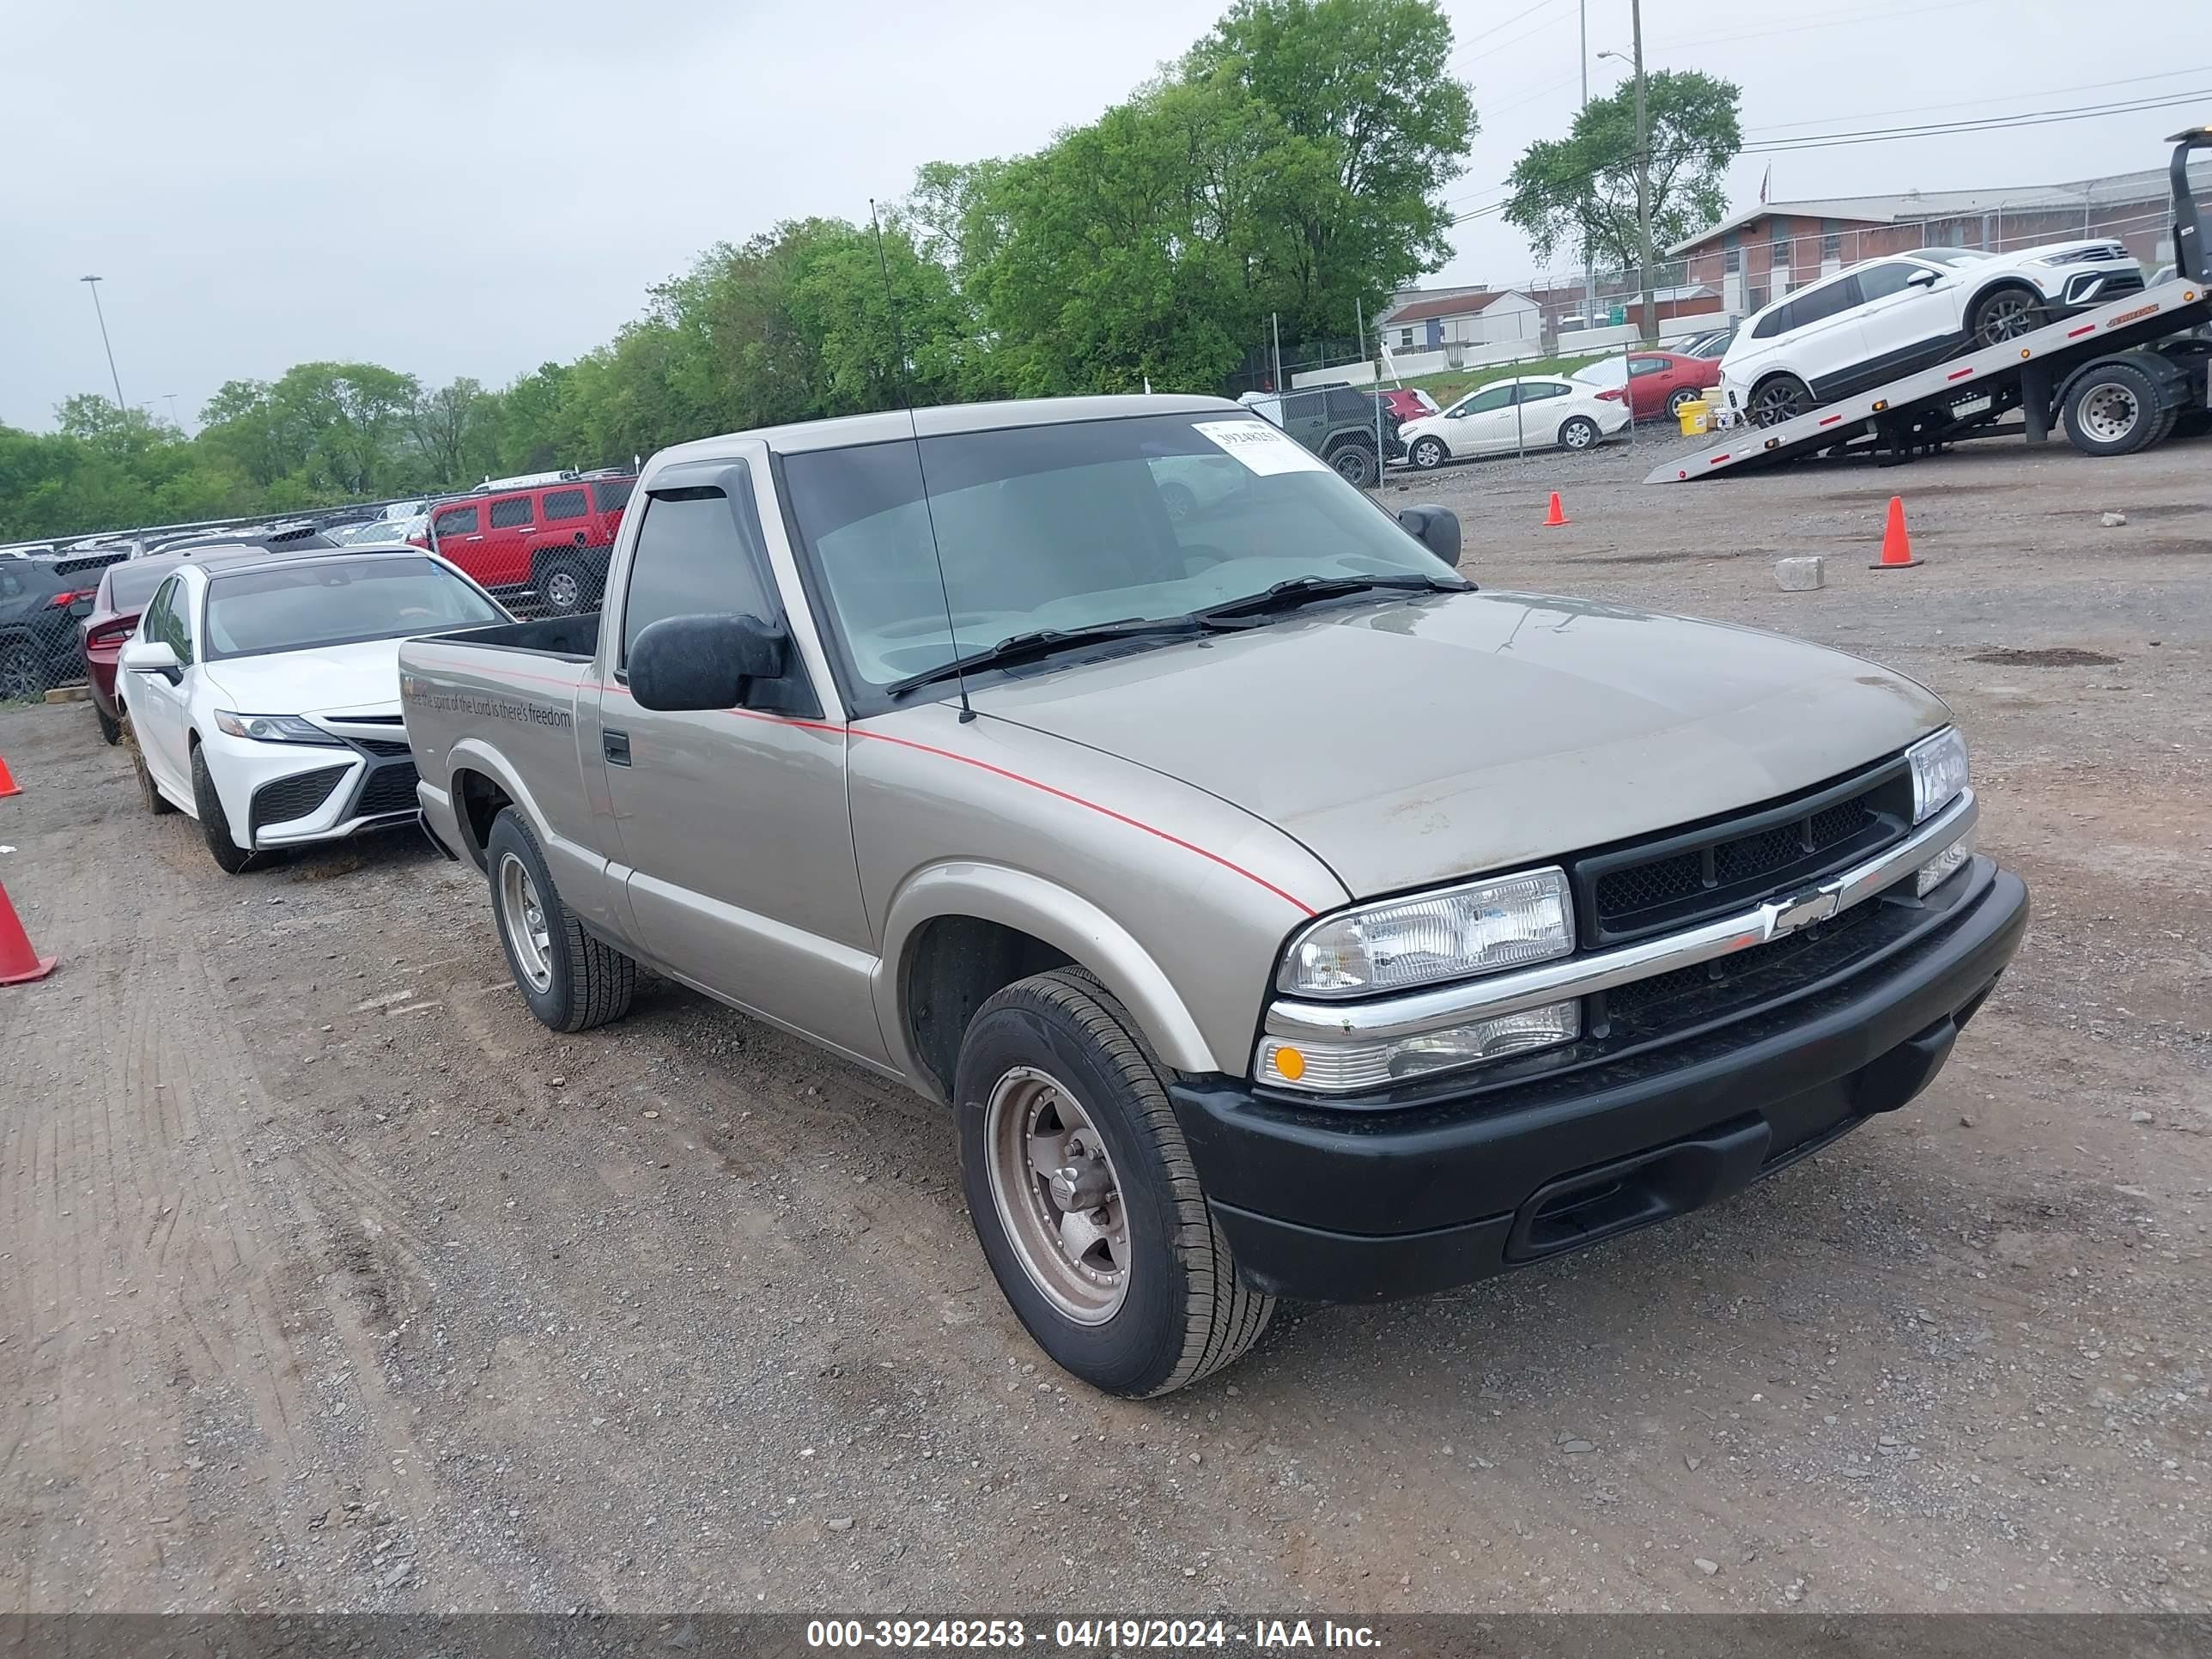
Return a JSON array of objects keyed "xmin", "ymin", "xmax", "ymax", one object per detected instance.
[{"xmin": 1721, "ymin": 240, "xmax": 2143, "ymax": 426}]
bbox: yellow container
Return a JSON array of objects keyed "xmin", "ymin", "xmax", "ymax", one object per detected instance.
[{"xmin": 1676, "ymin": 398, "xmax": 1711, "ymax": 436}]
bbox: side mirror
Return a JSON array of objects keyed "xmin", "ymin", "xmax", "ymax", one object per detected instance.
[
  {"xmin": 628, "ymin": 613, "xmax": 787, "ymax": 712},
  {"xmin": 1905, "ymin": 269, "xmax": 1941, "ymax": 289},
  {"xmin": 119, "ymin": 638, "xmax": 182, "ymax": 684},
  {"xmin": 1396, "ymin": 504, "xmax": 1462, "ymax": 563}
]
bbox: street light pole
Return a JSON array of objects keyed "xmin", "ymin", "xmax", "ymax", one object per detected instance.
[
  {"xmin": 80, "ymin": 276, "xmax": 126, "ymax": 412},
  {"xmin": 1631, "ymin": 0, "xmax": 1656, "ymax": 343},
  {"xmin": 1581, "ymin": 0, "xmax": 1597, "ymax": 329}
]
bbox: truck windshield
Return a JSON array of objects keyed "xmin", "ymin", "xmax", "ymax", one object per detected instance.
[
  {"xmin": 780, "ymin": 412, "xmax": 1457, "ymax": 694},
  {"xmin": 203, "ymin": 556, "xmax": 504, "ymax": 659}
]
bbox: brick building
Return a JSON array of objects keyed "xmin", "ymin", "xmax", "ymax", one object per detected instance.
[{"xmin": 1669, "ymin": 158, "xmax": 2212, "ymax": 315}]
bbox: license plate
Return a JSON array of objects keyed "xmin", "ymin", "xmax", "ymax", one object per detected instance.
[{"xmin": 1952, "ymin": 395, "xmax": 1991, "ymax": 417}]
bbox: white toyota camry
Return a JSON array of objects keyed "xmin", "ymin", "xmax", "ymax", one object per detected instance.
[{"xmin": 118, "ymin": 548, "xmax": 508, "ymax": 872}]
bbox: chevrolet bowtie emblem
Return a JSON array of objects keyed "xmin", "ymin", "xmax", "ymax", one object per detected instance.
[{"xmin": 1765, "ymin": 885, "xmax": 1841, "ymax": 938}]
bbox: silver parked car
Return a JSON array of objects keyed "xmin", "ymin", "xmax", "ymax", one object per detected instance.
[{"xmin": 399, "ymin": 395, "xmax": 2027, "ymax": 1396}]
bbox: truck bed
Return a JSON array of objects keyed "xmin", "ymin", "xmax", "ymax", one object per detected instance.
[{"xmin": 432, "ymin": 612, "xmax": 601, "ymax": 661}]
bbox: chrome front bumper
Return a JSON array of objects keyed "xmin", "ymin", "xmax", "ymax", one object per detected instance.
[{"xmin": 1262, "ymin": 790, "xmax": 1979, "ymax": 1088}]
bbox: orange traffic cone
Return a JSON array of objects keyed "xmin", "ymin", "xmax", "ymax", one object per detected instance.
[
  {"xmin": 1870, "ymin": 495, "xmax": 1922, "ymax": 569},
  {"xmin": 0, "ymin": 880, "xmax": 55, "ymax": 986},
  {"xmin": 1543, "ymin": 491, "xmax": 1570, "ymax": 527},
  {"xmin": 0, "ymin": 750, "xmax": 17, "ymax": 799}
]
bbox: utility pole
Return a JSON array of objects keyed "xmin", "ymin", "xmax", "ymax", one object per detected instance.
[
  {"xmin": 1358, "ymin": 296, "xmax": 1383, "ymax": 489},
  {"xmin": 80, "ymin": 276, "xmax": 126, "ymax": 412},
  {"xmin": 1270, "ymin": 312, "xmax": 1284, "ymax": 394},
  {"xmin": 1581, "ymin": 0, "xmax": 1597, "ymax": 329},
  {"xmin": 165, "ymin": 393, "xmax": 182, "ymax": 428},
  {"xmin": 1631, "ymin": 0, "xmax": 1656, "ymax": 343}
]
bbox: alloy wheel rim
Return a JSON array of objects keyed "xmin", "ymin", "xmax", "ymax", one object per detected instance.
[
  {"xmin": 2080, "ymin": 383, "xmax": 2139, "ymax": 441},
  {"xmin": 498, "ymin": 853, "xmax": 554, "ymax": 994},
  {"xmin": 1752, "ymin": 386, "xmax": 1803, "ymax": 427},
  {"xmin": 984, "ymin": 1066, "xmax": 1130, "ymax": 1325},
  {"xmin": 1979, "ymin": 295, "xmax": 2037, "ymax": 343},
  {"xmin": 1565, "ymin": 421, "xmax": 1593, "ymax": 448},
  {"xmin": 546, "ymin": 571, "xmax": 580, "ymax": 609},
  {"xmin": 1413, "ymin": 441, "xmax": 1443, "ymax": 469}
]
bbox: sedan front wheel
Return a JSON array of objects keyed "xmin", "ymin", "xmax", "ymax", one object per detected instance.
[{"xmin": 1408, "ymin": 435, "xmax": 1448, "ymax": 470}]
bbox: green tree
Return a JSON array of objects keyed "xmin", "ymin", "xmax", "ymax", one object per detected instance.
[
  {"xmin": 1502, "ymin": 68, "xmax": 1741, "ymax": 270},
  {"xmin": 407, "ymin": 377, "xmax": 498, "ymax": 488}
]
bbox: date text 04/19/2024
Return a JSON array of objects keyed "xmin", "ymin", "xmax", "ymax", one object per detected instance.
[{"xmin": 804, "ymin": 1620, "xmax": 1380, "ymax": 1650}]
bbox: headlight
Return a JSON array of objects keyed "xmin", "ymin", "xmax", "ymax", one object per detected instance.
[
  {"xmin": 1278, "ymin": 866, "xmax": 1574, "ymax": 997},
  {"xmin": 215, "ymin": 710, "xmax": 342, "ymax": 745},
  {"xmin": 1905, "ymin": 726, "xmax": 1969, "ymax": 823}
]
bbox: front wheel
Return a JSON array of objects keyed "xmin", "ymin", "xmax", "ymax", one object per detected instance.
[
  {"xmin": 1748, "ymin": 374, "xmax": 1812, "ymax": 428},
  {"xmin": 485, "ymin": 808, "xmax": 637, "ymax": 1031},
  {"xmin": 1971, "ymin": 286, "xmax": 2045, "ymax": 347},
  {"xmin": 1558, "ymin": 416, "xmax": 1601, "ymax": 451},
  {"xmin": 536, "ymin": 552, "xmax": 592, "ymax": 617},
  {"xmin": 1328, "ymin": 442, "xmax": 1378, "ymax": 488},
  {"xmin": 957, "ymin": 968, "xmax": 1273, "ymax": 1397},
  {"xmin": 190, "ymin": 743, "xmax": 254, "ymax": 875},
  {"xmin": 1408, "ymin": 435, "xmax": 1448, "ymax": 470}
]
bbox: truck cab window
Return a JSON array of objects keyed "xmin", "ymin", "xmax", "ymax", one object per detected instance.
[{"xmin": 619, "ymin": 478, "xmax": 777, "ymax": 667}]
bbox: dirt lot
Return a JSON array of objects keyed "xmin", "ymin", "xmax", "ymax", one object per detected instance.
[{"xmin": 4, "ymin": 430, "xmax": 2208, "ymax": 1616}]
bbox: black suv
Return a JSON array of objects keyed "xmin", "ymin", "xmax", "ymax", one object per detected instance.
[
  {"xmin": 1249, "ymin": 386, "xmax": 1401, "ymax": 486},
  {"xmin": 1, "ymin": 552, "xmax": 126, "ymax": 702}
]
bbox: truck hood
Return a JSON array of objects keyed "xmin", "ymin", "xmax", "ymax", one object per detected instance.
[
  {"xmin": 199, "ymin": 635, "xmax": 406, "ymax": 720},
  {"xmin": 974, "ymin": 589, "xmax": 1948, "ymax": 899}
]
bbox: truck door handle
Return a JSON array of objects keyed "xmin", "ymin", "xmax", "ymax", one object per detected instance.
[{"xmin": 604, "ymin": 728, "xmax": 631, "ymax": 766}]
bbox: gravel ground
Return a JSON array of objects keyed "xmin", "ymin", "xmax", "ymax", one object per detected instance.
[{"xmin": 3, "ymin": 426, "xmax": 2208, "ymax": 1616}]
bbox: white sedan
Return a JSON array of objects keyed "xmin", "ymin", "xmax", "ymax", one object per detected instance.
[
  {"xmin": 118, "ymin": 548, "xmax": 507, "ymax": 872},
  {"xmin": 1395, "ymin": 375, "xmax": 1632, "ymax": 469}
]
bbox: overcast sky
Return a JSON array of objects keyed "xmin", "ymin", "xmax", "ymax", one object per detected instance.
[{"xmin": 5, "ymin": 0, "xmax": 2209, "ymax": 433}]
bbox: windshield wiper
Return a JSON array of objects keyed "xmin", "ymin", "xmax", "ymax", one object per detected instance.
[
  {"xmin": 1190, "ymin": 573, "xmax": 1465, "ymax": 629},
  {"xmin": 885, "ymin": 617, "xmax": 1201, "ymax": 697}
]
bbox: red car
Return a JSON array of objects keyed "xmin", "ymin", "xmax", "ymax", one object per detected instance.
[
  {"xmin": 424, "ymin": 474, "xmax": 636, "ymax": 614},
  {"xmin": 1608, "ymin": 350, "xmax": 1724, "ymax": 422},
  {"xmin": 78, "ymin": 556, "xmax": 183, "ymax": 744}
]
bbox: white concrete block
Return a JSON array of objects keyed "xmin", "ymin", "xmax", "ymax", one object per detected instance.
[{"xmin": 1774, "ymin": 556, "xmax": 1826, "ymax": 592}]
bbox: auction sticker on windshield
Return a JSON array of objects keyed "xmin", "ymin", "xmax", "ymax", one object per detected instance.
[{"xmin": 1194, "ymin": 419, "xmax": 1334, "ymax": 476}]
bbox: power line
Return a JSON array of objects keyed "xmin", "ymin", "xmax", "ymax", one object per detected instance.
[
  {"xmin": 1744, "ymin": 65, "xmax": 2212, "ymax": 134},
  {"xmin": 1740, "ymin": 89, "xmax": 2212, "ymax": 154},
  {"xmin": 1448, "ymin": 0, "xmax": 1573, "ymax": 68},
  {"xmin": 1657, "ymin": 0, "xmax": 1996, "ymax": 53}
]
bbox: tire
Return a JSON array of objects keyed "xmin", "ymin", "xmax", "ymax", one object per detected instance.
[
  {"xmin": 132, "ymin": 741, "xmax": 175, "ymax": 816},
  {"xmin": 1328, "ymin": 442, "xmax": 1378, "ymax": 488},
  {"xmin": 535, "ymin": 552, "xmax": 592, "ymax": 617},
  {"xmin": 0, "ymin": 637, "xmax": 40, "ymax": 704},
  {"xmin": 1558, "ymin": 416, "xmax": 1601, "ymax": 451},
  {"xmin": 1408, "ymin": 435, "xmax": 1448, "ymax": 471},
  {"xmin": 1970, "ymin": 285, "xmax": 2045, "ymax": 348},
  {"xmin": 485, "ymin": 807, "xmax": 636, "ymax": 1032},
  {"xmin": 2062, "ymin": 361, "xmax": 2165, "ymax": 458},
  {"xmin": 957, "ymin": 968, "xmax": 1273, "ymax": 1397},
  {"xmin": 1666, "ymin": 386, "xmax": 1698, "ymax": 419},
  {"xmin": 190, "ymin": 742, "xmax": 254, "ymax": 875},
  {"xmin": 1747, "ymin": 374, "xmax": 1812, "ymax": 428},
  {"xmin": 94, "ymin": 702, "xmax": 122, "ymax": 746},
  {"xmin": 1158, "ymin": 482, "xmax": 1197, "ymax": 523}
]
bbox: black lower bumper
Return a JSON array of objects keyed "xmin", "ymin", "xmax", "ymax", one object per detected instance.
[{"xmin": 1169, "ymin": 859, "xmax": 2029, "ymax": 1303}]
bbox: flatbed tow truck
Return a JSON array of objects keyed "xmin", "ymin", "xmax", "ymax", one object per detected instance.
[{"xmin": 1650, "ymin": 128, "xmax": 2212, "ymax": 483}]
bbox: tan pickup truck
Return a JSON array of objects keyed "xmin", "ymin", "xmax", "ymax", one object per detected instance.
[{"xmin": 398, "ymin": 394, "xmax": 2027, "ymax": 1396}]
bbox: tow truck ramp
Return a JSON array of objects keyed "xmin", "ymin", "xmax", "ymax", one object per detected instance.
[{"xmin": 1648, "ymin": 275, "xmax": 2210, "ymax": 483}]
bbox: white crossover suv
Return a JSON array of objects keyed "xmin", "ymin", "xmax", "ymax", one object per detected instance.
[
  {"xmin": 1720, "ymin": 240, "xmax": 2143, "ymax": 426},
  {"xmin": 118, "ymin": 547, "xmax": 507, "ymax": 872}
]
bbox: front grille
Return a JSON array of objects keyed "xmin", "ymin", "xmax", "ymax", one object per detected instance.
[
  {"xmin": 249, "ymin": 765, "xmax": 351, "ymax": 835},
  {"xmin": 354, "ymin": 762, "xmax": 420, "ymax": 817},
  {"xmin": 352, "ymin": 736, "xmax": 411, "ymax": 758},
  {"xmin": 1572, "ymin": 758, "xmax": 1913, "ymax": 946}
]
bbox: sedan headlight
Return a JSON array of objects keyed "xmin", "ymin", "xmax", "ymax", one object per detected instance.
[
  {"xmin": 1279, "ymin": 867, "xmax": 1574, "ymax": 998},
  {"xmin": 215, "ymin": 710, "xmax": 343, "ymax": 745},
  {"xmin": 1905, "ymin": 726, "xmax": 1969, "ymax": 823}
]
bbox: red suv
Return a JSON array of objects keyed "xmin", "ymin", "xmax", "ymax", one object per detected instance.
[{"xmin": 423, "ymin": 474, "xmax": 636, "ymax": 614}]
